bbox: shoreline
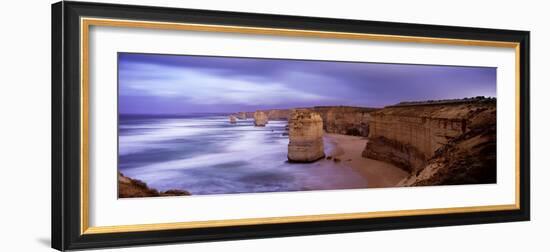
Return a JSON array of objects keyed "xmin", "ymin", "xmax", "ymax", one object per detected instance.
[
  {"xmin": 323, "ymin": 133, "xmax": 409, "ymax": 188},
  {"xmin": 118, "ymin": 172, "xmax": 191, "ymax": 198}
]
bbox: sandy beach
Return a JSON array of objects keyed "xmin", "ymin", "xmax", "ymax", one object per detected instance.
[{"xmin": 322, "ymin": 133, "xmax": 409, "ymax": 188}]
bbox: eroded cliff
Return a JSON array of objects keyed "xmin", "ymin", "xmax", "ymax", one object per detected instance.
[
  {"xmin": 363, "ymin": 98, "xmax": 496, "ymax": 185},
  {"xmin": 313, "ymin": 106, "xmax": 376, "ymax": 137},
  {"xmin": 398, "ymin": 107, "xmax": 496, "ymax": 185},
  {"xmin": 242, "ymin": 106, "xmax": 376, "ymax": 137}
]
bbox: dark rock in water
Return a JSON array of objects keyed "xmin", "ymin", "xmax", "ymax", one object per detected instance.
[
  {"xmin": 333, "ymin": 158, "xmax": 341, "ymax": 163},
  {"xmin": 282, "ymin": 132, "xmax": 289, "ymax": 136},
  {"xmin": 326, "ymin": 156, "xmax": 332, "ymax": 160}
]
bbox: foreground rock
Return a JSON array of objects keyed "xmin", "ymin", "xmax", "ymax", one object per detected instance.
[
  {"xmin": 118, "ymin": 172, "xmax": 191, "ymax": 198},
  {"xmin": 229, "ymin": 115, "xmax": 237, "ymax": 124},
  {"xmin": 288, "ymin": 109, "xmax": 325, "ymax": 162},
  {"xmin": 253, "ymin": 111, "xmax": 268, "ymax": 126},
  {"xmin": 363, "ymin": 97, "xmax": 496, "ymax": 185}
]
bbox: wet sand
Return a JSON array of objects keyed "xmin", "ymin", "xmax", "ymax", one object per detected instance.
[{"xmin": 323, "ymin": 133, "xmax": 409, "ymax": 188}]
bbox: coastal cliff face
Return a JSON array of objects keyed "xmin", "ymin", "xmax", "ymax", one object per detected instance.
[
  {"xmin": 266, "ymin": 109, "xmax": 290, "ymax": 120},
  {"xmin": 253, "ymin": 111, "xmax": 268, "ymax": 126},
  {"xmin": 398, "ymin": 107, "xmax": 496, "ymax": 185},
  {"xmin": 363, "ymin": 98, "xmax": 496, "ymax": 185},
  {"xmin": 244, "ymin": 109, "xmax": 289, "ymax": 120},
  {"xmin": 313, "ymin": 106, "xmax": 376, "ymax": 137},
  {"xmin": 243, "ymin": 106, "xmax": 376, "ymax": 136},
  {"xmin": 229, "ymin": 115, "xmax": 237, "ymax": 124},
  {"xmin": 236, "ymin": 112, "xmax": 247, "ymax": 120},
  {"xmin": 288, "ymin": 109, "xmax": 325, "ymax": 162},
  {"xmin": 118, "ymin": 172, "xmax": 190, "ymax": 198}
]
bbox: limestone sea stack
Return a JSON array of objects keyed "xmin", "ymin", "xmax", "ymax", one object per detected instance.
[
  {"xmin": 254, "ymin": 111, "xmax": 268, "ymax": 126},
  {"xmin": 229, "ymin": 115, "xmax": 237, "ymax": 124},
  {"xmin": 287, "ymin": 109, "xmax": 325, "ymax": 162}
]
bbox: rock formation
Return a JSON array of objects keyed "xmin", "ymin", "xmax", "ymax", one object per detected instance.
[
  {"xmin": 236, "ymin": 112, "xmax": 247, "ymax": 120},
  {"xmin": 245, "ymin": 111, "xmax": 255, "ymax": 119},
  {"xmin": 266, "ymin": 109, "xmax": 291, "ymax": 120},
  {"xmin": 363, "ymin": 98, "xmax": 496, "ymax": 185},
  {"xmin": 118, "ymin": 172, "xmax": 190, "ymax": 198},
  {"xmin": 253, "ymin": 111, "xmax": 268, "ymax": 126},
  {"xmin": 313, "ymin": 106, "xmax": 376, "ymax": 137},
  {"xmin": 229, "ymin": 115, "xmax": 237, "ymax": 124},
  {"xmin": 398, "ymin": 107, "xmax": 496, "ymax": 185},
  {"xmin": 287, "ymin": 109, "xmax": 325, "ymax": 162},
  {"xmin": 242, "ymin": 106, "xmax": 376, "ymax": 136},
  {"xmin": 245, "ymin": 109, "xmax": 289, "ymax": 120}
]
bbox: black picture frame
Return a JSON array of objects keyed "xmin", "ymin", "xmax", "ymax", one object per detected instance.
[{"xmin": 52, "ymin": 1, "xmax": 530, "ymax": 251}]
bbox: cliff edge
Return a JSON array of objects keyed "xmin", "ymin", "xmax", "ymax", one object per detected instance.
[
  {"xmin": 398, "ymin": 106, "xmax": 496, "ymax": 185},
  {"xmin": 364, "ymin": 98, "xmax": 496, "ymax": 185}
]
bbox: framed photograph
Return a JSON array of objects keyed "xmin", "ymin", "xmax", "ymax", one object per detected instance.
[{"xmin": 52, "ymin": 1, "xmax": 530, "ymax": 250}]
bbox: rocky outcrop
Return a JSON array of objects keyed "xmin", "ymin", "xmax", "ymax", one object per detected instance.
[
  {"xmin": 118, "ymin": 172, "xmax": 190, "ymax": 198},
  {"xmin": 253, "ymin": 111, "xmax": 268, "ymax": 126},
  {"xmin": 287, "ymin": 109, "xmax": 325, "ymax": 162},
  {"xmin": 362, "ymin": 136, "xmax": 427, "ymax": 173},
  {"xmin": 313, "ymin": 106, "xmax": 376, "ymax": 137},
  {"xmin": 229, "ymin": 115, "xmax": 237, "ymax": 124},
  {"xmin": 398, "ymin": 107, "xmax": 496, "ymax": 185},
  {"xmin": 244, "ymin": 111, "xmax": 255, "ymax": 119},
  {"xmin": 236, "ymin": 112, "xmax": 247, "ymax": 120},
  {"xmin": 242, "ymin": 106, "xmax": 376, "ymax": 136},
  {"xmin": 266, "ymin": 109, "xmax": 291, "ymax": 120},
  {"xmin": 245, "ymin": 109, "xmax": 290, "ymax": 120},
  {"xmin": 363, "ymin": 98, "xmax": 496, "ymax": 185}
]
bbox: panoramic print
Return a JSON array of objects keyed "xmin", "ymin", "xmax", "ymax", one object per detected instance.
[{"xmin": 117, "ymin": 53, "xmax": 497, "ymax": 198}]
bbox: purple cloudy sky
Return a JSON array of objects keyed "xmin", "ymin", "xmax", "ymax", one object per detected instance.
[{"xmin": 118, "ymin": 53, "xmax": 496, "ymax": 114}]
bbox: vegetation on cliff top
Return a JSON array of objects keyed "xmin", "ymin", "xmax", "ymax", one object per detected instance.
[{"xmin": 389, "ymin": 96, "xmax": 496, "ymax": 108}]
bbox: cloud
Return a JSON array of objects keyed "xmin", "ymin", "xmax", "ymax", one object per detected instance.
[
  {"xmin": 119, "ymin": 62, "xmax": 330, "ymax": 106},
  {"xmin": 118, "ymin": 53, "xmax": 497, "ymax": 114}
]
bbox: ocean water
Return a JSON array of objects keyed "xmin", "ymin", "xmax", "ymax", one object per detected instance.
[{"xmin": 119, "ymin": 114, "xmax": 368, "ymax": 196}]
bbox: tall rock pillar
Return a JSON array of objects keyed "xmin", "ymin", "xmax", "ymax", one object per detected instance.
[
  {"xmin": 288, "ymin": 109, "xmax": 325, "ymax": 162},
  {"xmin": 254, "ymin": 111, "xmax": 268, "ymax": 126}
]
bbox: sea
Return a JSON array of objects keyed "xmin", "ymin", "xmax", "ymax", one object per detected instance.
[{"xmin": 118, "ymin": 114, "xmax": 368, "ymax": 196}]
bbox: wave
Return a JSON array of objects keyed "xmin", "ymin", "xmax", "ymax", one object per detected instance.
[{"xmin": 118, "ymin": 116, "xmax": 367, "ymax": 195}]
